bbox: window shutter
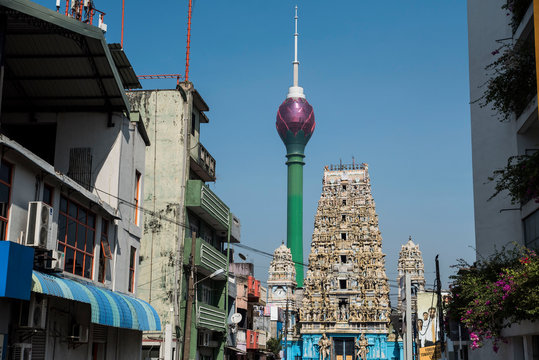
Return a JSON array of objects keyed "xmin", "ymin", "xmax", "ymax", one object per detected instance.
[{"xmin": 68, "ymin": 148, "xmax": 92, "ymax": 190}]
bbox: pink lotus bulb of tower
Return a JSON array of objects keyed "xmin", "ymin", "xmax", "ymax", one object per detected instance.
[{"xmin": 276, "ymin": 97, "xmax": 316, "ymax": 143}]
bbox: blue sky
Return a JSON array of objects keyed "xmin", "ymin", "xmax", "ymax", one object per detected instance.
[{"xmin": 37, "ymin": 0, "xmax": 475, "ymax": 291}]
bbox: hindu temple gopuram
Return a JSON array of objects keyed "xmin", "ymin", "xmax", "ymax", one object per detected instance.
[
  {"xmin": 397, "ymin": 236, "xmax": 426, "ymax": 313},
  {"xmin": 299, "ymin": 163, "xmax": 402, "ymax": 360}
]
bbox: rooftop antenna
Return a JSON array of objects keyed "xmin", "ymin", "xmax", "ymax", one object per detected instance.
[
  {"xmin": 184, "ymin": 0, "xmax": 193, "ymax": 82},
  {"xmin": 287, "ymin": 6, "xmax": 305, "ymax": 99}
]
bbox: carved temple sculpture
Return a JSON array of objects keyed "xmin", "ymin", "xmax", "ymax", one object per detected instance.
[
  {"xmin": 300, "ymin": 163, "xmax": 392, "ymax": 359},
  {"xmin": 355, "ymin": 333, "xmax": 369, "ymax": 360}
]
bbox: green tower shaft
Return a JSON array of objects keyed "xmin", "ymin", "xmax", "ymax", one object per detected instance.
[{"xmin": 286, "ymin": 151, "xmax": 305, "ymax": 287}]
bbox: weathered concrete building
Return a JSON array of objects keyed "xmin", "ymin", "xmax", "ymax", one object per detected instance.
[
  {"xmin": 127, "ymin": 85, "xmax": 241, "ymax": 360},
  {"xmin": 299, "ymin": 163, "xmax": 402, "ymax": 360},
  {"xmin": 0, "ymin": 1, "xmax": 160, "ymax": 359}
]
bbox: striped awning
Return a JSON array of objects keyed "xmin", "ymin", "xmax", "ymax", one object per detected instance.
[{"xmin": 31, "ymin": 271, "xmax": 160, "ymax": 331}]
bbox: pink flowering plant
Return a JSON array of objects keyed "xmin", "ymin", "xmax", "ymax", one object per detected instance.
[{"xmin": 446, "ymin": 246, "xmax": 539, "ymax": 352}]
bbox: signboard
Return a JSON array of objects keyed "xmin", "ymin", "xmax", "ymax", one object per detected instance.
[{"xmin": 419, "ymin": 344, "xmax": 443, "ymax": 360}]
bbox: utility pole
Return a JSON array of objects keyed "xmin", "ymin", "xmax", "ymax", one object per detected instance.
[
  {"xmin": 435, "ymin": 255, "xmax": 446, "ymax": 360},
  {"xmin": 182, "ymin": 231, "xmax": 197, "ymax": 360},
  {"xmin": 405, "ymin": 272, "xmax": 412, "ymax": 360},
  {"xmin": 284, "ymin": 299, "xmax": 289, "ymax": 360}
]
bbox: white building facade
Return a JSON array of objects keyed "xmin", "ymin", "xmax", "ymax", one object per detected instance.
[{"xmin": 468, "ymin": 0, "xmax": 539, "ymax": 358}]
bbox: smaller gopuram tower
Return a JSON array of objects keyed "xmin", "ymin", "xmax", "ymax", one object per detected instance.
[
  {"xmin": 397, "ymin": 236, "xmax": 426, "ymax": 312},
  {"xmin": 268, "ymin": 242, "xmax": 297, "ymax": 308}
]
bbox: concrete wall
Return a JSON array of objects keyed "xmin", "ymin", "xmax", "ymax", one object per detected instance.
[
  {"xmin": 468, "ymin": 1, "xmax": 539, "ymax": 359},
  {"xmin": 127, "ymin": 89, "xmax": 190, "ymax": 328},
  {"xmin": 468, "ymin": 0, "xmax": 524, "ymax": 257}
]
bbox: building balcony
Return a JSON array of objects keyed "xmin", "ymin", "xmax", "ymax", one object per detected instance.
[
  {"xmin": 246, "ymin": 329, "xmax": 259, "ymax": 350},
  {"xmin": 190, "ymin": 142, "xmax": 216, "ymax": 182},
  {"xmin": 197, "ymin": 303, "xmax": 226, "ymax": 332},
  {"xmin": 258, "ymin": 286, "xmax": 267, "ymax": 305},
  {"xmin": 186, "ymin": 180, "xmax": 230, "ymax": 232},
  {"xmin": 247, "ymin": 276, "xmax": 260, "ymax": 301},
  {"xmin": 184, "ymin": 237, "xmax": 228, "ymax": 278}
]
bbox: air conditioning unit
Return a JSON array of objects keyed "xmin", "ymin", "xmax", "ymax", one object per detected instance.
[
  {"xmin": 12, "ymin": 343, "xmax": 32, "ymax": 360},
  {"xmin": 19, "ymin": 294, "xmax": 47, "ymax": 329},
  {"xmin": 45, "ymin": 250, "xmax": 65, "ymax": 272},
  {"xmin": 25, "ymin": 202, "xmax": 53, "ymax": 250},
  {"xmin": 70, "ymin": 324, "xmax": 89, "ymax": 343}
]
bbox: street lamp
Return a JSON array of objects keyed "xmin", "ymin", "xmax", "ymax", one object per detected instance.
[{"xmin": 195, "ymin": 268, "xmax": 225, "ymax": 285}]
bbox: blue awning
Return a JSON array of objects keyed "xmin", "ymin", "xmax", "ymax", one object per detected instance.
[{"xmin": 31, "ymin": 271, "xmax": 161, "ymax": 331}]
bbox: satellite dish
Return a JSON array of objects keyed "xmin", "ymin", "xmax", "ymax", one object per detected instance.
[
  {"xmin": 230, "ymin": 313, "xmax": 242, "ymax": 324},
  {"xmin": 239, "ymin": 253, "xmax": 247, "ymax": 261}
]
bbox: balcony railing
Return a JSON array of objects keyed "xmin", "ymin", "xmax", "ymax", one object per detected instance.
[
  {"xmin": 184, "ymin": 237, "xmax": 228, "ymax": 277},
  {"xmin": 186, "ymin": 180, "xmax": 230, "ymax": 231},
  {"xmin": 190, "ymin": 142, "xmax": 216, "ymax": 182},
  {"xmin": 197, "ymin": 303, "xmax": 226, "ymax": 332}
]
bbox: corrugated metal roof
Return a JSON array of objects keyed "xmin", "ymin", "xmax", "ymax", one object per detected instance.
[
  {"xmin": 1, "ymin": 0, "xmax": 131, "ymax": 112},
  {"xmin": 108, "ymin": 43, "xmax": 142, "ymax": 89}
]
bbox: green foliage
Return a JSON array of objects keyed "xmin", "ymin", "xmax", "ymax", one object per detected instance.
[
  {"xmin": 480, "ymin": 38, "xmax": 536, "ymax": 121},
  {"xmin": 488, "ymin": 151, "xmax": 539, "ymax": 204},
  {"xmin": 446, "ymin": 246, "xmax": 539, "ymax": 352},
  {"xmin": 503, "ymin": 0, "xmax": 533, "ymax": 32},
  {"xmin": 266, "ymin": 336, "xmax": 283, "ymax": 359}
]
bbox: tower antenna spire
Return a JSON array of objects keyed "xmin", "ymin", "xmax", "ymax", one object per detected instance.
[
  {"xmin": 293, "ymin": 5, "xmax": 298, "ymax": 87},
  {"xmin": 287, "ymin": 6, "xmax": 305, "ymax": 99}
]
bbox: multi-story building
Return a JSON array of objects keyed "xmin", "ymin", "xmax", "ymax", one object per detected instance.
[
  {"xmin": 468, "ymin": 0, "xmax": 539, "ymax": 358},
  {"xmin": 127, "ymin": 85, "xmax": 241, "ymax": 360},
  {"xmin": 226, "ymin": 262, "xmax": 269, "ymax": 360},
  {"xmin": 0, "ymin": 0, "xmax": 160, "ymax": 359}
]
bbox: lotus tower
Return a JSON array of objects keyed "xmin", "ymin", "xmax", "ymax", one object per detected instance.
[{"xmin": 275, "ymin": 6, "xmax": 315, "ymax": 287}]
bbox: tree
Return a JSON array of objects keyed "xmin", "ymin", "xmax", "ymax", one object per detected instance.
[{"xmin": 266, "ymin": 335, "xmax": 283, "ymax": 360}]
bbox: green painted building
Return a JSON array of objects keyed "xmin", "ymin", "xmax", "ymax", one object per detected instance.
[{"xmin": 127, "ymin": 83, "xmax": 240, "ymax": 360}]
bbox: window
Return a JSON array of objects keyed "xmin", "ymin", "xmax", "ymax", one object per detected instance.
[
  {"xmin": 341, "ymin": 233, "xmax": 347, "ymax": 240},
  {"xmin": 128, "ymin": 246, "xmax": 136, "ymax": 293},
  {"xmin": 340, "ymin": 255, "xmax": 347, "ymax": 263},
  {"xmin": 342, "ymin": 199, "xmax": 346, "ymax": 206},
  {"xmin": 43, "ymin": 184, "xmax": 53, "ymax": 206},
  {"xmin": 341, "ymin": 215, "xmax": 346, "ymax": 222},
  {"xmin": 98, "ymin": 220, "xmax": 112, "ymax": 283},
  {"xmin": 57, "ymin": 197, "xmax": 96, "ymax": 279},
  {"xmin": 0, "ymin": 161, "xmax": 12, "ymax": 240},
  {"xmin": 342, "ymin": 185, "xmax": 346, "ymax": 190},
  {"xmin": 200, "ymin": 284, "xmax": 212, "ymax": 304},
  {"xmin": 524, "ymin": 210, "xmax": 539, "ymax": 250},
  {"xmin": 134, "ymin": 171, "xmax": 141, "ymax": 226},
  {"xmin": 191, "ymin": 113, "xmax": 196, "ymax": 136},
  {"xmin": 339, "ymin": 280, "xmax": 347, "ymax": 289}
]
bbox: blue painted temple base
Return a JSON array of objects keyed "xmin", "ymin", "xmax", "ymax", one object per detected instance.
[{"xmin": 286, "ymin": 334, "xmax": 402, "ymax": 360}]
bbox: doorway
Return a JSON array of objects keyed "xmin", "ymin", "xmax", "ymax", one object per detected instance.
[{"xmin": 333, "ymin": 337, "xmax": 354, "ymax": 360}]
